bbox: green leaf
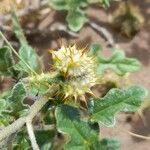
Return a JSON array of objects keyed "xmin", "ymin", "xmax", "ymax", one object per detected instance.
[
  {"xmin": 0, "ymin": 46, "xmax": 14, "ymax": 76},
  {"xmin": 50, "ymin": 0, "xmax": 88, "ymax": 10},
  {"xmin": 12, "ymin": 9, "xmax": 42, "ymax": 75},
  {"xmin": 55, "ymin": 105, "xmax": 100, "ymax": 150},
  {"xmin": 50, "ymin": 0, "xmax": 69, "ymax": 10},
  {"xmin": 97, "ymin": 50, "xmax": 141, "ymax": 75},
  {"xmin": 13, "ymin": 138, "xmax": 30, "ymax": 150},
  {"xmin": 91, "ymin": 86, "xmax": 148, "ymax": 127},
  {"xmin": 13, "ymin": 132, "xmax": 30, "ymax": 150},
  {"xmin": 8, "ymin": 82, "xmax": 29, "ymax": 117},
  {"xmin": 35, "ymin": 130, "xmax": 55, "ymax": 150},
  {"xmin": 100, "ymin": 138, "xmax": 121, "ymax": 150},
  {"xmin": 50, "ymin": 0, "xmax": 88, "ymax": 32},
  {"xmin": 89, "ymin": 43, "xmax": 102, "ymax": 56},
  {"xmin": 0, "ymin": 95, "xmax": 14, "ymax": 126},
  {"xmin": 15, "ymin": 45, "xmax": 42, "ymax": 75},
  {"xmin": 99, "ymin": 0, "xmax": 110, "ymax": 8},
  {"xmin": 66, "ymin": 9, "xmax": 86, "ymax": 32},
  {"xmin": 0, "ymin": 99, "xmax": 7, "ymax": 116}
]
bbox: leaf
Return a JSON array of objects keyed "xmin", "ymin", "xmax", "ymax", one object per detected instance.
[
  {"xmin": 0, "ymin": 94, "xmax": 14, "ymax": 126},
  {"xmin": 89, "ymin": 43, "xmax": 102, "ymax": 56},
  {"xmin": 97, "ymin": 50, "xmax": 141, "ymax": 75},
  {"xmin": 49, "ymin": 0, "xmax": 69, "ymax": 10},
  {"xmin": 8, "ymin": 82, "xmax": 29, "ymax": 117},
  {"xmin": 55, "ymin": 105, "xmax": 100, "ymax": 150},
  {"xmin": 13, "ymin": 132, "xmax": 30, "ymax": 150},
  {"xmin": 99, "ymin": 0, "xmax": 110, "ymax": 8},
  {"xmin": 91, "ymin": 86, "xmax": 148, "ymax": 127},
  {"xmin": 100, "ymin": 138, "xmax": 121, "ymax": 150},
  {"xmin": 35, "ymin": 130, "xmax": 55, "ymax": 150},
  {"xmin": 50, "ymin": 0, "xmax": 88, "ymax": 31},
  {"xmin": 15, "ymin": 45, "xmax": 42, "ymax": 75},
  {"xmin": 66, "ymin": 9, "xmax": 86, "ymax": 32},
  {"xmin": 12, "ymin": 9, "xmax": 42, "ymax": 75},
  {"xmin": 0, "ymin": 46, "xmax": 14, "ymax": 75},
  {"xmin": 13, "ymin": 138, "xmax": 30, "ymax": 150},
  {"xmin": 0, "ymin": 99, "xmax": 7, "ymax": 116},
  {"xmin": 50, "ymin": 0, "xmax": 88, "ymax": 11}
]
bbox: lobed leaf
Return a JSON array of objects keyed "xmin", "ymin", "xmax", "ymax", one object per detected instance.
[
  {"xmin": 97, "ymin": 50, "xmax": 141, "ymax": 75},
  {"xmin": 8, "ymin": 82, "xmax": 29, "ymax": 117},
  {"xmin": 91, "ymin": 86, "xmax": 148, "ymax": 127},
  {"xmin": 66, "ymin": 9, "xmax": 86, "ymax": 32},
  {"xmin": 50, "ymin": 0, "xmax": 88, "ymax": 32}
]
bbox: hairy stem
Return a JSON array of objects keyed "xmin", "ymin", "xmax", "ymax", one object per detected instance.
[
  {"xmin": 26, "ymin": 120, "xmax": 40, "ymax": 150},
  {"xmin": 0, "ymin": 117, "xmax": 26, "ymax": 141},
  {"xmin": 0, "ymin": 85, "xmax": 58, "ymax": 142}
]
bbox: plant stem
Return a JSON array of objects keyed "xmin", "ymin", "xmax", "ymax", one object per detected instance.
[
  {"xmin": 26, "ymin": 120, "xmax": 40, "ymax": 150},
  {"xmin": 0, "ymin": 117, "xmax": 26, "ymax": 141},
  {"xmin": 0, "ymin": 85, "xmax": 58, "ymax": 142}
]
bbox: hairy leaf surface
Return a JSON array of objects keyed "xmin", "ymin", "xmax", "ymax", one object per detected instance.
[
  {"xmin": 55, "ymin": 105, "xmax": 100, "ymax": 150},
  {"xmin": 91, "ymin": 86, "xmax": 148, "ymax": 126}
]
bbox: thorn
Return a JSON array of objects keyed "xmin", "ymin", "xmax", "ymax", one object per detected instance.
[{"xmin": 87, "ymin": 89, "xmax": 96, "ymax": 97}]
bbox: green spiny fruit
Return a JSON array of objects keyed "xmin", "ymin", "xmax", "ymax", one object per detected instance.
[{"xmin": 110, "ymin": 2, "xmax": 144, "ymax": 38}]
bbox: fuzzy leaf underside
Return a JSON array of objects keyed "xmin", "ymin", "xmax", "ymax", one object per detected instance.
[
  {"xmin": 97, "ymin": 50, "xmax": 141, "ymax": 75},
  {"xmin": 91, "ymin": 86, "xmax": 148, "ymax": 127},
  {"xmin": 55, "ymin": 105, "xmax": 100, "ymax": 150}
]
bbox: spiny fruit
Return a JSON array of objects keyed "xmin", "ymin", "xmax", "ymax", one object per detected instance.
[
  {"xmin": 110, "ymin": 2, "xmax": 144, "ymax": 38},
  {"xmin": 51, "ymin": 45, "xmax": 99, "ymax": 103}
]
